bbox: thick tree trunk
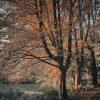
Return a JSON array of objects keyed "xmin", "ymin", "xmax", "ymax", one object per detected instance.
[
  {"xmin": 62, "ymin": 72, "xmax": 67, "ymax": 99},
  {"xmin": 60, "ymin": 70, "xmax": 63, "ymax": 98},
  {"xmin": 60, "ymin": 70, "xmax": 68, "ymax": 100},
  {"xmin": 90, "ymin": 48, "xmax": 98, "ymax": 86}
]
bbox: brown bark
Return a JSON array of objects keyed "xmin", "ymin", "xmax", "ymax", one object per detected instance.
[
  {"xmin": 74, "ymin": 24, "xmax": 80, "ymax": 89},
  {"xmin": 75, "ymin": 69, "xmax": 78, "ymax": 89}
]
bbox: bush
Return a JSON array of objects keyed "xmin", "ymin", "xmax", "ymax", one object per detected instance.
[
  {"xmin": 0, "ymin": 88, "xmax": 23, "ymax": 100},
  {"xmin": 78, "ymin": 84, "xmax": 94, "ymax": 91},
  {"xmin": 0, "ymin": 75, "xmax": 10, "ymax": 84}
]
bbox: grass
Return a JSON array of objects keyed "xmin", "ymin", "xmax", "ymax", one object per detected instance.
[
  {"xmin": 0, "ymin": 84, "xmax": 100, "ymax": 100},
  {"xmin": 0, "ymin": 84, "xmax": 58, "ymax": 100}
]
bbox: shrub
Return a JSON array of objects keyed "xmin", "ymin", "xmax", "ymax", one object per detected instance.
[{"xmin": 0, "ymin": 88, "xmax": 23, "ymax": 100}]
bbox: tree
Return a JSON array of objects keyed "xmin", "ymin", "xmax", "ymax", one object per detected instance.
[
  {"xmin": 74, "ymin": 0, "xmax": 99, "ymax": 88},
  {"xmin": 0, "ymin": 0, "xmax": 99, "ymax": 99},
  {"xmin": 1, "ymin": 0, "xmax": 74, "ymax": 99},
  {"xmin": 84, "ymin": 0, "xmax": 98, "ymax": 86}
]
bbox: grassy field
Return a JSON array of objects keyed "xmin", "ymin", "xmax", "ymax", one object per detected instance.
[{"xmin": 0, "ymin": 84, "xmax": 100, "ymax": 100}]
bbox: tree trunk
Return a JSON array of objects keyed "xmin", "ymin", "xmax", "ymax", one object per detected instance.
[
  {"xmin": 60, "ymin": 70, "xmax": 68, "ymax": 100},
  {"xmin": 90, "ymin": 48, "xmax": 98, "ymax": 86},
  {"xmin": 75, "ymin": 69, "xmax": 79, "ymax": 89},
  {"xmin": 74, "ymin": 38, "xmax": 80, "ymax": 89},
  {"xmin": 78, "ymin": 46, "xmax": 84, "ymax": 84},
  {"xmin": 60, "ymin": 70, "xmax": 63, "ymax": 99},
  {"xmin": 74, "ymin": 48, "xmax": 83, "ymax": 89}
]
